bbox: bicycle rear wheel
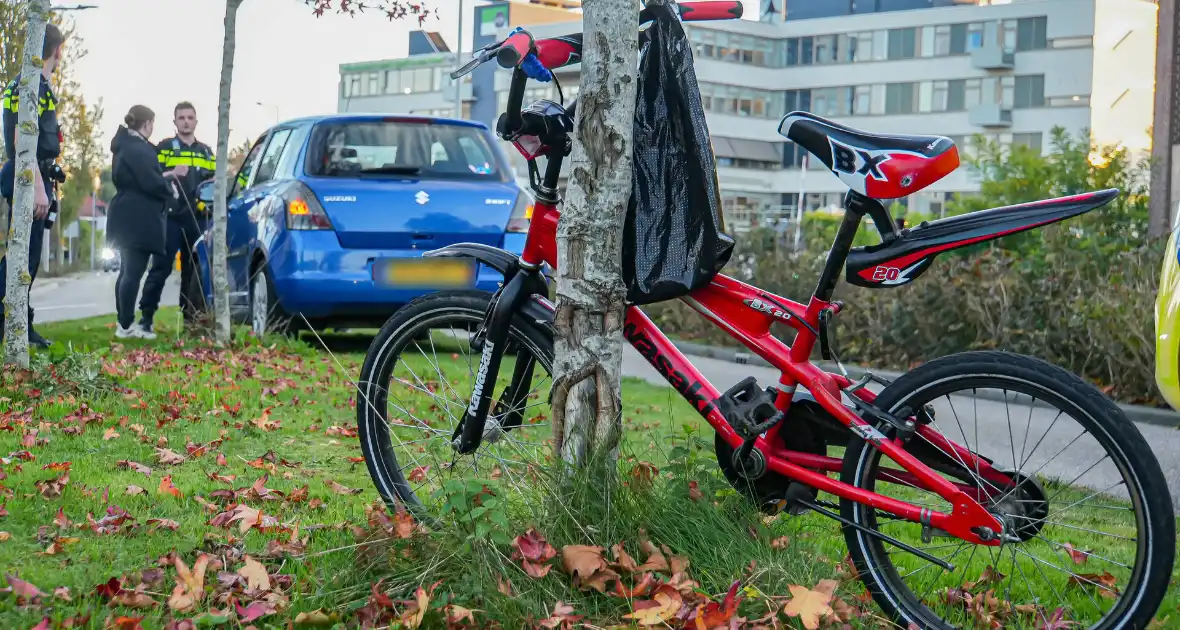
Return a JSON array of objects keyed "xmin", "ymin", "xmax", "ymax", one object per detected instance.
[{"xmin": 839, "ymin": 351, "xmax": 1174, "ymax": 629}]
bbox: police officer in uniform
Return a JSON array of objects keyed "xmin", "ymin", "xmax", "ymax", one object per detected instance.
[
  {"xmin": 139, "ymin": 101, "xmax": 215, "ymax": 331},
  {"xmin": 0, "ymin": 24, "xmax": 67, "ymax": 349}
]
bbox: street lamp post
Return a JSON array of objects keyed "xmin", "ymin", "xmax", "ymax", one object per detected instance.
[{"xmin": 454, "ymin": 0, "xmax": 465, "ymax": 118}]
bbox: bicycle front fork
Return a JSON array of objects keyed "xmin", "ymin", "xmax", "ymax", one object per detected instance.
[{"xmin": 452, "ymin": 263, "xmax": 547, "ymax": 454}]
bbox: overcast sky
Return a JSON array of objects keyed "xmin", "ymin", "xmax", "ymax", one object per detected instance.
[
  {"xmin": 66, "ymin": 0, "xmax": 471, "ymax": 149},
  {"xmin": 65, "ymin": 0, "xmax": 756, "ymax": 151}
]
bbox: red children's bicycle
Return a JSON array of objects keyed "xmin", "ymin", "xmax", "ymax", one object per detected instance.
[{"xmin": 357, "ymin": 2, "xmax": 1174, "ymax": 627}]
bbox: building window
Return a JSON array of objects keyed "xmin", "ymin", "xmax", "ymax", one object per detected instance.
[
  {"xmin": 784, "ymin": 89, "xmax": 812, "ymax": 114},
  {"xmin": 717, "ymin": 157, "xmax": 779, "ymax": 170},
  {"xmin": 785, "ymin": 37, "xmax": 799, "ymax": 66},
  {"xmin": 887, "ymin": 28, "xmax": 916, "ymax": 60},
  {"xmin": 344, "ymin": 74, "xmax": 362, "ymax": 98},
  {"xmin": 853, "ymin": 85, "xmax": 871, "ymax": 115},
  {"xmin": 933, "ymin": 24, "xmax": 952, "ymax": 56},
  {"xmin": 885, "ymin": 82, "xmax": 917, "ymax": 115},
  {"xmin": 1016, "ymin": 17, "xmax": 1048, "ymax": 51},
  {"xmin": 1012, "ymin": 132, "xmax": 1043, "ymax": 152},
  {"xmin": 945, "ymin": 79, "xmax": 966, "ymax": 111},
  {"xmin": 814, "ymin": 34, "xmax": 838, "ymax": 65},
  {"xmin": 367, "ymin": 73, "xmax": 381, "ymax": 95},
  {"xmin": 1014, "ymin": 75, "xmax": 1045, "ymax": 108}
]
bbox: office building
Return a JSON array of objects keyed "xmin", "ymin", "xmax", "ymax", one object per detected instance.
[{"xmin": 338, "ymin": 0, "xmax": 1157, "ymax": 230}]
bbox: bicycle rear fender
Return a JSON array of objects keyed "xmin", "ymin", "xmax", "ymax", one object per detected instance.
[{"xmin": 845, "ymin": 188, "xmax": 1119, "ymax": 288}]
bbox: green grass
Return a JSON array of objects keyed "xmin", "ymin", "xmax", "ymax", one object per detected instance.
[{"xmin": 0, "ymin": 311, "xmax": 1176, "ymax": 629}]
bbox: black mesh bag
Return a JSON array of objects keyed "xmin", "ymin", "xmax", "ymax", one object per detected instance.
[{"xmin": 623, "ymin": 0, "xmax": 734, "ymax": 305}]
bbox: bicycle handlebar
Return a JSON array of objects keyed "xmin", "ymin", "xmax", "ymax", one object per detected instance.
[{"xmin": 496, "ymin": 30, "xmax": 535, "ymax": 68}]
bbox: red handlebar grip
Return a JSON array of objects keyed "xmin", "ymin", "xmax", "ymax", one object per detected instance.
[
  {"xmin": 678, "ymin": 0, "xmax": 744, "ymax": 21},
  {"xmin": 534, "ymin": 35, "xmax": 583, "ymax": 70},
  {"xmin": 497, "ymin": 32, "xmax": 534, "ymax": 68}
]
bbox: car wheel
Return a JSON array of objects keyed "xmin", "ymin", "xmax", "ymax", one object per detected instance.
[{"xmin": 250, "ymin": 266, "xmax": 294, "ymax": 337}]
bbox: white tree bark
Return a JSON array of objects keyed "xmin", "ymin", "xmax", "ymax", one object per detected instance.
[
  {"xmin": 551, "ymin": 0, "xmax": 638, "ymax": 467},
  {"xmin": 211, "ymin": 0, "xmax": 243, "ymax": 345},
  {"xmin": 2, "ymin": 0, "xmax": 49, "ymax": 367}
]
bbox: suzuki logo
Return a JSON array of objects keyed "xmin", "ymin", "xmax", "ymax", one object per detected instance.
[{"xmin": 415, "ymin": 191, "xmax": 430, "ymax": 205}]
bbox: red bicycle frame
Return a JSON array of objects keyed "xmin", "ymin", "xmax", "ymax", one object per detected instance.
[
  {"xmin": 479, "ymin": 2, "xmax": 1010, "ymax": 547},
  {"xmin": 520, "ymin": 174, "xmax": 1007, "ymax": 547}
]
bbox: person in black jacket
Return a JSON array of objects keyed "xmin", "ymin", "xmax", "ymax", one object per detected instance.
[{"xmin": 105, "ymin": 105, "xmax": 187, "ymax": 340}]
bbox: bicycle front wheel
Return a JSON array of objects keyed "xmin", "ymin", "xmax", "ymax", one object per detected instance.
[
  {"xmin": 839, "ymin": 351, "xmax": 1174, "ymax": 629},
  {"xmin": 357, "ymin": 290, "xmax": 556, "ymax": 521}
]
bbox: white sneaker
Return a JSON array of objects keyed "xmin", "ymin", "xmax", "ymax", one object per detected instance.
[
  {"xmin": 138, "ymin": 325, "xmax": 157, "ymax": 340},
  {"xmin": 115, "ymin": 325, "xmax": 154, "ymax": 340}
]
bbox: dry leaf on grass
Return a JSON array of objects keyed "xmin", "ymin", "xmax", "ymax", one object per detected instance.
[
  {"xmin": 155, "ymin": 448, "xmax": 185, "ymax": 466},
  {"xmin": 166, "ymin": 554, "xmax": 209, "ymax": 612},
  {"xmin": 561, "ymin": 545, "xmax": 620, "ymax": 593},
  {"xmin": 157, "ymin": 475, "xmax": 183, "ymax": 498},
  {"xmin": 237, "ymin": 556, "xmax": 272, "ymax": 591},
  {"xmin": 783, "ymin": 580, "xmax": 837, "ymax": 630},
  {"xmin": 538, "ymin": 601, "xmax": 584, "ymax": 629},
  {"xmin": 624, "ymin": 584, "xmax": 684, "ymax": 626},
  {"xmin": 512, "ymin": 529, "xmax": 557, "ymax": 578},
  {"xmin": 694, "ymin": 580, "xmax": 743, "ymax": 630},
  {"xmin": 400, "ymin": 585, "xmax": 431, "ymax": 629},
  {"xmin": 326, "ymin": 480, "xmax": 362, "ymax": 496}
]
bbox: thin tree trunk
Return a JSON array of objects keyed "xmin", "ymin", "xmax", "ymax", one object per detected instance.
[
  {"xmin": 211, "ymin": 0, "xmax": 243, "ymax": 345},
  {"xmin": 550, "ymin": 0, "xmax": 638, "ymax": 467},
  {"xmin": 3, "ymin": 0, "xmax": 49, "ymax": 367}
]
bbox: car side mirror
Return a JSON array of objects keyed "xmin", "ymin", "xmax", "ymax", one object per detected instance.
[
  {"xmin": 340, "ymin": 147, "xmax": 358, "ymax": 159},
  {"xmin": 197, "ymin": 181, "xmax": 216, "ymax": 204}
]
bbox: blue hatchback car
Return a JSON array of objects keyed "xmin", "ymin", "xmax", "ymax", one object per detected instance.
[{"xmin": 194, "ymin": 114, "xmax": 531, "ymax": 336}]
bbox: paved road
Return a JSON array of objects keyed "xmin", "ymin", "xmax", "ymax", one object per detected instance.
[
  {"xmin": 31, "ymin": 270, "xmax": 179, "ymax": 325},
  {"xmin": 28, "ymin": 272, "xmax": 1180, "ymax": 512}
]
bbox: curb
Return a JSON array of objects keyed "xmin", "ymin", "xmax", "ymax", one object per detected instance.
[{"xmin": 668, "ymin": 339, "xmax": 1180, "ymax": 430}]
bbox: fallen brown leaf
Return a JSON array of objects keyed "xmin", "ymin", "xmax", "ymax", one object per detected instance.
[{"xmin": 783, "ymin": 580, "xmax": 837, "ymax": 630}]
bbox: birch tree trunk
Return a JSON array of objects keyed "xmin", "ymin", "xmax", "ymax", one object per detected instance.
[
  {"xmin": 550, "ymin": 0, "xmax": 638, "ymax": 468},
  {"xmin": 211, "ymin": 0, "xmax": 243, "ymax": 345},
  {"xmin": 3, "ymin": 0, "xmax": 49, "ymax": 367}
]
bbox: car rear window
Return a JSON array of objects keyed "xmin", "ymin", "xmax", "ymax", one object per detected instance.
[{"xmin": 306, "ymin": 120, "xmax": 507, "ymax": 181}]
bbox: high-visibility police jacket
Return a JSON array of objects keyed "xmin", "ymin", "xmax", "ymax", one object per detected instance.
[
  {"xmin": 0, "ymin": 74, "xmax": 61, "ymax": 199},
  {"xmin": 156, "ymin": 136, "xmax": 216, "ymax": 218}
]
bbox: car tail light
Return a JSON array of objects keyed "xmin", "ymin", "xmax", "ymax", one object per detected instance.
[
  {"xmin": 507, "ymin": 189, "xmax": 534, "ymax": 233},
  {"xmin": 283, "ymin": 182, "xmax": 333, "ymax": 231}
]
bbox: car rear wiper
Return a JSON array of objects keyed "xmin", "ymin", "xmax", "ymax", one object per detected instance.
[{"xmin": 359, "ymin": 165, "xmax": 422, "ymax": 175}]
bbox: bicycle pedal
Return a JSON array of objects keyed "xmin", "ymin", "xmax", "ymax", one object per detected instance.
[{"xmin": 717, "ymin": 377, "xmax": 781, "ymax": 440}]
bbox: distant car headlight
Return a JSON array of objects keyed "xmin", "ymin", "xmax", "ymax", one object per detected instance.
[{"xmin": 101, "ymin": 247, "xmax": 115, "ymax": 261}]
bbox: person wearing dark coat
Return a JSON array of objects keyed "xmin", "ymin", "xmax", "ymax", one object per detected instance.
[{"xmin": 105, "ymin": 105, "xmax": 187, "ymax": 339}]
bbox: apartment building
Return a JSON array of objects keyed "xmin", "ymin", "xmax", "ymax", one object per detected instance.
[{"xmin": 337, "ymin": 0, "xmax": 1157, "ymax": 230}]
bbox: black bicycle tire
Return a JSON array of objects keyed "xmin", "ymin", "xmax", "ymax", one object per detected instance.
[
  {"xmin": 838, "ymin": 350, "xmax": 1174, "ymax": 629},
  {"xmin": 356, "ymin": 290, "xmax": 555, "ymax": 516}
]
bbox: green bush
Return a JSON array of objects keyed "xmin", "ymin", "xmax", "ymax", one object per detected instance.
[{"xmin": 646, "ymin": 128, "xmax": 1165, "ymax": 406}]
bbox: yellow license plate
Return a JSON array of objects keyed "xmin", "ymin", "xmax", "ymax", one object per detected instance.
[{"xmin": 376, "ymin": 258, "xmax": 475, "ymax": 289}]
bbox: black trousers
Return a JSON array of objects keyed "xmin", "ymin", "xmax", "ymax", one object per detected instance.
[
  {"xmin": 140, "ymin": 214, "xmax": 206, "ymax": 325},
  {"xmin": 0, "ymin": 201, "xmax": 46, "ymax": 332},
  {"xmin": 115, "ymin": 247, "xmax": 155, "ymax": 330}
]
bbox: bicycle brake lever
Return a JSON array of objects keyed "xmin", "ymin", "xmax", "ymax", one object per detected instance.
[{"xmin": 449, "ymin": 49, "xmax": 492, "ymax": 79}]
